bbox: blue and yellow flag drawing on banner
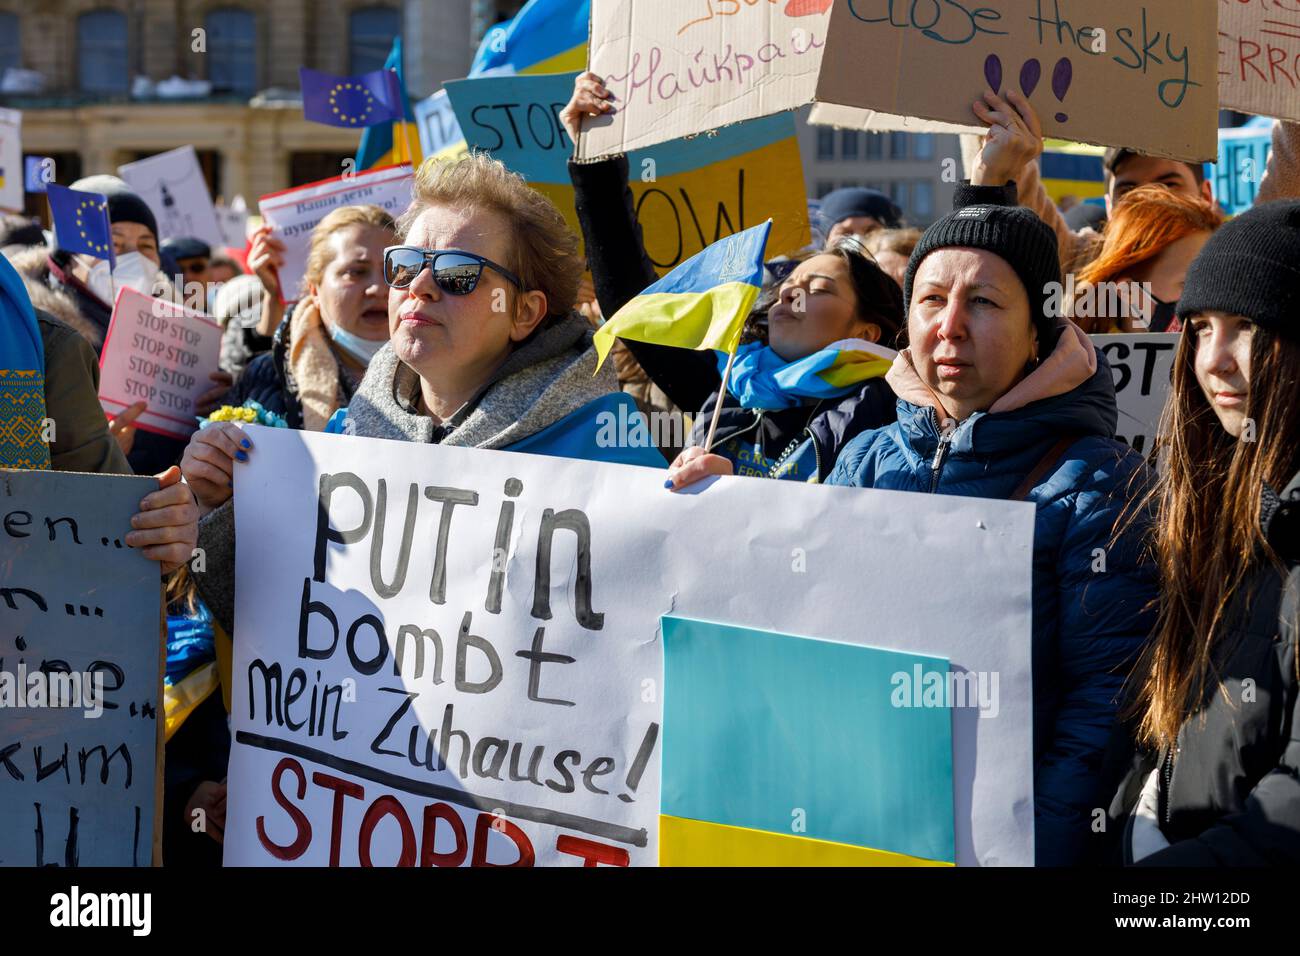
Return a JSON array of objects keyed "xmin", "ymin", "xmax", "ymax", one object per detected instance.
[
  {"xmin": 470, "ymin": 0, "xmax": 589, "ymax": 76},
  {"xmin": 593, "ymin": 220, "xmax": 772, "ymax": 371},
  {"xmin": 354, "ymin": 38, "xmax": 423, "ymax": 172}
]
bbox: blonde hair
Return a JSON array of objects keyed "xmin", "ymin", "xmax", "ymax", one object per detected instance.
[
  {"xmin": 397, "ymin": 152, "xmax": 582, "ymax": 321},
  {"xmin": 301, "ymin": 204, "xmax": 396, "ymax": 297}
]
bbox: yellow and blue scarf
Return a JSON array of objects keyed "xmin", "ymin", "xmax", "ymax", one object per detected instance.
[{"xmin": 721, "ymin": 338, "xmax": 896, "ymax": 411}]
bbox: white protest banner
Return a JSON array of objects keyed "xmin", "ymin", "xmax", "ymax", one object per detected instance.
[
  {"xmin": 1091, "ymin": 332, "xmax": 1178, "ymax": 457},
  {"xmin": 1219, "ymin": 0, "xmax": 1300, "ymax": 123},
  {"xmin": 98, "ymin": 286, "xmax": 223, "ymax": 441},
  {"xmin": 414, "ymin": 89, "xmax": 465, "ymax": 158},
  {"xmin": 118, "ymin": 145, "xmax": 225, "ymax": 248},
  {"xmin": 224, "ymin": 426, "xmax": 1036, "ymax": 867},
  {"xmin": 814, "ymin": 0, "xmax": 1220, "ymax": 163},
  {"xmin": 259, "ymin": 164, "xmax": 414, "ymax": 303},
  {"xmin": 0, "ymin": 468, "xmax": 162, "ymax": 867},
  {"xmin": 576, "ymin": 0, "xmax": 833, "ymax": 161},
  {"xmin": 0, "ymin": 107, "xmax": 21, "ymax": 212}
]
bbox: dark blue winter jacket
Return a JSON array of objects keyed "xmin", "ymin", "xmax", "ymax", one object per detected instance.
[{"xmin": 828, "ymin": 329, "xmax": 1157, "ymax": 866}]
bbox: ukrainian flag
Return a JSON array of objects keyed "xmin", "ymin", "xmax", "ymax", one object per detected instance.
[
  {"xmin": 470, "ymin": 0, "xmax": 589, "ymax": 76},
  {"xmin": 593, "ymin": 220, "xmax": 772, "ymax": 371},
  {"xmin": 355, "ymin": 37, "xmax": 422, "ymax": 172}
]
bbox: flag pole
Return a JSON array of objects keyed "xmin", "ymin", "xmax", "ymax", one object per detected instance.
[{"xmin": 703, "ymin": 346, "xmax": 738, "ymax": 452}]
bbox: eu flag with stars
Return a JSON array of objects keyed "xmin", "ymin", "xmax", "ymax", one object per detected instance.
[
  {"xmin": 46, "ymin": 183, "xmax": 114, "ymax": 269},
  {"xmin": 300, "ymin": 67, "xmax": 402, "ymax": 129}
]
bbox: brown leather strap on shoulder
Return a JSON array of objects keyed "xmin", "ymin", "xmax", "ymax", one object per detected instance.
[{"xmin": 1011, "ymin": 434, "xmax": 1081, "ymax": 502}]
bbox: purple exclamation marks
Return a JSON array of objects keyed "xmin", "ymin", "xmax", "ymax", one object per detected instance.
[
  {"xmin": 1019, "ymin": 58, "xmax": 1042, "ymax": 97},
  {"xmin": 1052, "ymin": 58, "xmax": 1073, "ymax": 123},
  {"xmin": 984, "ymin": 54, "xmax": 1002, "ymax": 95}
]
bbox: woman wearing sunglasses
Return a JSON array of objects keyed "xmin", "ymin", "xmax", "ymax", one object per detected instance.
[{"xmin": 182, "ymin": 154, "xmax": 665, "ymax": 637}]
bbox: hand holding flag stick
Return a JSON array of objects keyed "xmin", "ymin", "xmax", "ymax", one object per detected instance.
[{"xmin": 593, "ymin": 220, "xmax": 774, "ymax": 455}]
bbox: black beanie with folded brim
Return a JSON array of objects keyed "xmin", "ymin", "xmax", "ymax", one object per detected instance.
[
  {"xmin": 1177, "ymin": 200, "xmax": 1300, "ymax": 337},
  {"xmin": 903, "ymin": 204, "xmax": 1062, "ymax": 351}
]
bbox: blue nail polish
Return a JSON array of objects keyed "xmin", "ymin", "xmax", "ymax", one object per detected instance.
[
  {"xmin": 663, "ymin": 479, "xmax": 674, "ymax": 489},
  {"xmin": 241, "ymin": 438, "xmax": 251, "ymax": 448},
  {"xmin": 236, "ymin": 450, "xmax": 248, "ymax": 462}
]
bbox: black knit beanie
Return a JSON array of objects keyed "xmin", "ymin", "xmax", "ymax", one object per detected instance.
[
  {"xmin": 1177, "ymin": 200, "xmax": 1300, "ymax": 336},
  {"xmin": 903, "ymin": 204, "xmax": 1062, "ymax": 350}
]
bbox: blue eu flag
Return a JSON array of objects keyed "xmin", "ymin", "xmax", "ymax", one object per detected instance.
[
  {"xmin": 300, "ymin": 67, "xmax": 402, "ymax": 128},
  {"xmin": 47, "ymin": 183, "xmax": 114, "ymax": 269}
]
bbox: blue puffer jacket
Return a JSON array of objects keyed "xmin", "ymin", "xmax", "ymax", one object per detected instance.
[{"xmin": 829, "ymin": 325, "xmax": 1157, "ymax": 866}]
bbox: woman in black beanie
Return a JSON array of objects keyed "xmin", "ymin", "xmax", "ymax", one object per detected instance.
[{"xmin": 1102, "ymin": 200, "xmax": 1300, "ymax": 865}]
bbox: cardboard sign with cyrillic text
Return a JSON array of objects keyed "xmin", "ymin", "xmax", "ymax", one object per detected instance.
[
  {"xmin": 259, "ymin": 165, "xmax": 413, "ymax": 302},
  {"xmin": 577, "ymin": 0, "xmax": 833, "ymax": 160}
]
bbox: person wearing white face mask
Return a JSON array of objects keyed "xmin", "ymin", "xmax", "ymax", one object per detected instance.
[
  {"xmin": 40, "ymin": 175, "xmax": 232, "ymax": 473},
  {"xmin": 220, "ymin": 204, "xmax": 396, "ymax": 431}
]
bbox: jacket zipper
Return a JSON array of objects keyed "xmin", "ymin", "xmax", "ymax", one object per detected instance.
[
  {"xmin": 928, "ymin": 414, "xmax": 957, "ymax": 493},
  {"xmin": 1162, "ymin": 742, "xmax": 1178, "ymax": 825}
]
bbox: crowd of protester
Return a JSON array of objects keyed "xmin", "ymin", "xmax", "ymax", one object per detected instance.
[{"xmin": 2, "ymin": 68, "xmax": 1297, "ymax": 867}]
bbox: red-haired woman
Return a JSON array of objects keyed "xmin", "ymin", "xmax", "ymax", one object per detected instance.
[
  {"xmin": 1104, "ymin": 201, "xmax": 1300, "ymax": 865},
  {"xmin": 1070, "ymin": 186, "xmax": 1224, "ymax": 334}
]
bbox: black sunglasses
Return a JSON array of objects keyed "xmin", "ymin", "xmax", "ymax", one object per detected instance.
[{"xmin": 383, "ymin": 246, "xmax": 523, "ymax": 295}]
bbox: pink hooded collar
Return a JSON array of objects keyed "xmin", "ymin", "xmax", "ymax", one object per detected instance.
[{"xmin": 885, "ymin": 320, "xmax": 1099, "ymax": 421}]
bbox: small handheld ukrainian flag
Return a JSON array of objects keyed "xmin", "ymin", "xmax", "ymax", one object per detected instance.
[
  {"xmin": 46, "ymin": 183, "xmax": 114, "ymax": 269},
  {"xmin": 594, "ymin": 220, "xmax": 773, "ymax": 372}
]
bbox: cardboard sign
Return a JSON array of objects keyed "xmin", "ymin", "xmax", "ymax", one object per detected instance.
[
  {"xmin": 814, "ymin": 0, "xmax": 1220, "ymax": 163},
  {"xmin": 446, "ymin": 71, "xmax": 811, "ymax": 272},
  {"xmin": 576, "ymin": 0, "xmax": 833, "ymax": 160},
  {"xmin": 0, "ymin": 469, "xmax": 162, "ymax": 867},
  {"xmin": 0, "ymin": 107, "xmax": 21, "ymax": 213},
  {"xmin": 1218, "ymin": 0, "xmax": 1300, "ymax": 123},
  {"xmin": 118, "ymin": 146, "xmax": 225, "ymax": 249},
  {"xmin": 1216, "ymin": 125, "xmax": 1274, "ymax": 216},
  {"xmin": 259, "ymin": 164, "xmax": 413, "ymax": 303},
  {"xmin": 98, "ymin": 286, "xmax": 223, "ymax": 441},
  {"xmin": 223, "ymin": 426, "xmax": 1036, "ymax": 866},
  {"xmin": 1091, "ymin": 332, "xmax": 1178, "ymax": 457}
]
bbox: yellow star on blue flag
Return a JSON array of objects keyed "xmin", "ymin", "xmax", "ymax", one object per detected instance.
[{"xmin": 300, "ymin": 67, "xmax": 402, "ymax": 129}]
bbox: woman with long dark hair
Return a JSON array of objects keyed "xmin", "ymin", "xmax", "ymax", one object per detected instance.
[{"xmin": 1106, "ymin": 201, "xmax": 1300, "ymax": 865}]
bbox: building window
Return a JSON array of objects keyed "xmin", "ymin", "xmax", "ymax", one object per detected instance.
[
  {"xmin": 207, "ymin": 8, "xmax": 257, "ymax": 95},
  {"xmin": 889, "ymin": 181, "xmax": 908, "ymax": 208},
  {"xmin": 78, "ymin": 9, "xmax": 129, "ymax": 95},
  {"xmin": 888, "ymin": 132, "xmax": 908, "ymax": 161},
  {"xmin": 913, "ymin": 181, "xmax": 934, "ymax": 219},
  {"xmin": 815, "ymin": 181, "xmax": 835, "ymax": 198},
  {"xmin": 350, "ymin": 6, "xmax": 402, "ymax": 74},
  {"xmin": 913, "ymin": 133, "xmax": 935, "ymax": 160},
  {"xmin": 816, "ymin": 127, "xmax": 835, "ymax": 162},
  {"xmin": 864, "ymin": 134, "xmax": 883, "ymax": 160},
  {"xmin": 0, "ymin": 13, "xmax": 19, "ymax": 78},
  {"xmin": 840, "ymin": 130, "xmax": 859, "ymax": 160},
  {"xmin": 291, "ymin": 152, "xmax": 354, "ymax": 188}
]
